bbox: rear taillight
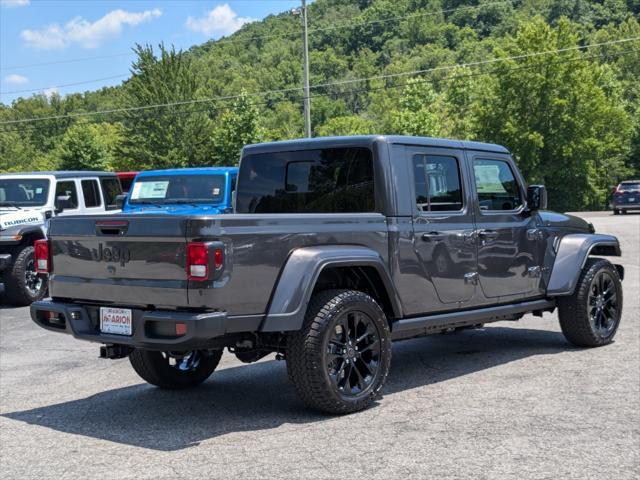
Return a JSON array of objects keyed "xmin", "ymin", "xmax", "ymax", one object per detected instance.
[
  {"xmin": 187, "ymin": 242, "xmax": 208, "ymax": 281},
  {"xmin": 186, "ymin": 242, "xmax": 224, "ymax": 281},
  {"xmin": 34, "ymin": 239, "xmax": 50, "ymax": 273}
]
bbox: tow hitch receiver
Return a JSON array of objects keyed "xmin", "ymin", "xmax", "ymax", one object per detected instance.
[{"xmin": 100, "ymin": 344, "xmax": 132, "ymax": 359}]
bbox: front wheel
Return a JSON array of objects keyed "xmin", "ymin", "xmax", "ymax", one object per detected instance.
[
  {"xmin": 129, "ymin": 349, "xmax": 223, "ymax": 389},
  {"xmin": 613, "ymin": 209, "xmax": 619, "ymax": 215},
  {"xmin": 558, "ymin": 258, "xmax": 622, "ymax": 347},
  {"xmin": 286, "ymin": 289, "xmax": 392, "ymax": 414}
]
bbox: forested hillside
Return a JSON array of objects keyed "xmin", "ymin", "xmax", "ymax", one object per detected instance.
[{"xmin": 1, "ymin": 0, "xmax": 639, "ymax": 211}]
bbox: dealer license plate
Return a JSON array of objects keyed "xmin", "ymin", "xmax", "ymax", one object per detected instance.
[{"xmin": 100, "ymin": 307, "xmax": 132, "ymax": 335}]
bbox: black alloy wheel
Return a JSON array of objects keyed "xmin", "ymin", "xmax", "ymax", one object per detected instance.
[{"xmin": 325, "ymin": 309, "xmax": 382, "ymax": 398}]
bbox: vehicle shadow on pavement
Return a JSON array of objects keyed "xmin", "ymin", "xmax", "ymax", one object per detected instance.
[{"xmin": 3, "ymin": 325, "xmax": 571, "ymax": 451}]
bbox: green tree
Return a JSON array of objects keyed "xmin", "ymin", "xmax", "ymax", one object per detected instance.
[
  {"xmin": 117, "ymin": 44, "xmax": 215, "ymax": 170},
  {"xmin": 317, "ymin": 115, "xmax": 376, "ymax": 136},
  {"xmin": 389, "ymin": 79, "xmax": 442, "ymax": 136},
  {"xmin": 474, "ymin": 17, "xmax": 632, "ymax": 211},
  {"xmin": 211, "ymin": 90, "xmax": 264, "ymax": 165},
  {"xmin": 55, "ymin": 121, "xmax": 121, "ymax": 171}
]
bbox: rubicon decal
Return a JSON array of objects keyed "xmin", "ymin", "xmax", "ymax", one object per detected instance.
[
  {"xmin": 0, "ymin": 216, "xmax": 41, "ymax": 228},
  {"xmin": 91, "ymin": 244, "xmax": 131, "ymax": 266}
]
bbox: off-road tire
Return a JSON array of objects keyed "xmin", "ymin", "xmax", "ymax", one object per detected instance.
[
  {"xmin": 4, "ymin": 245, "xmax": 47, "ymax": 306},
  {"xmin": 129, "ymin": 349, "xmax": 223, "ymax": 389},
  {"xmin": 286, "ymin": 289, "xmax": 392, "ymax": 414},
  {"xmin": 558, "ymin": 258, "xmax": 622, "ymax": 347}
]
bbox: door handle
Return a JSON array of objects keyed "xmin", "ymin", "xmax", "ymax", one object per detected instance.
[
  {"xmin": 477, "ymin": 229, "xmax": 498, "ymax": 241},
  {"xmin": 422, "ymin": 231, "xmax": 443, "ymax": 242}
]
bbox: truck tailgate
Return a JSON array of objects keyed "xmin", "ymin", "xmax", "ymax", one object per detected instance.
[{"xmin": 48, "ymin": 215, "xmax": 189, "ymax": 308}]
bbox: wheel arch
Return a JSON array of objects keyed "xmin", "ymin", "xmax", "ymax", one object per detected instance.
[
  {"xmin": 17, "ymin": 225, "xmax": 46, "ymax": 246},
  {"xmin": 261, "ymin": 246, "xmax": 402, "ymax": 332},
  {"xmin": 547, "ymin": 233, "xmax": 623, "ymax": 296}
]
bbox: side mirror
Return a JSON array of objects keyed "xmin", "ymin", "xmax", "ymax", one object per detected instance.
[
  {"xmin": 115, "ymin": 194, "xmax": 128, "ymax": 209},
  {"xmin": 54, "ymin": 195, "xmax": 72, "ymax": 213},
  {"xmin": 527, "ymin": 185, "xmax": 548, "ymax": 211}
]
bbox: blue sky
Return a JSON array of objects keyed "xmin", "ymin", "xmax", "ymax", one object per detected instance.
[{"xmin": 0, "ymin": 0, "xmax": 303, "ymax": 104}]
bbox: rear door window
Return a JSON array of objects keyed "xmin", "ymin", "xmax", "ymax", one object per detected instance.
[
  {"xmin": 413, "ymin": 155, "xmax": 463, "ymax": 212},
  {"xmin": 236, "ymin": 147, "xmax": 375, "ymax": 213},
  {"xmin": 81, "ymin": 179, "xmax": 102, "ymax": 208},
  {"xmin": 55, "ymin": 181, "xmax": 78, "ymax": 210}
]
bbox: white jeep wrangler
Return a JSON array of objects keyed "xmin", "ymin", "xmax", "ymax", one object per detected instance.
[{"xmin": 0, "ymin": 171, "xmax": 122, "ymax": 305}]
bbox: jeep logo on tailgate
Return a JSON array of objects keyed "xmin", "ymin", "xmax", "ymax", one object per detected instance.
[{"xmin": 91, "ymin": 244, "xmax": 131, "ymax": 266}]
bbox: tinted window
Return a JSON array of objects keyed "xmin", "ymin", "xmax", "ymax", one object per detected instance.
[
  {"xmin": 619, "ymin": 182, "xmax": 640, "ymax": 192},
  {"xmin": 119, "ymin": 177, "xmax": 134, "ymax": 192},
  {"xmin": 0, "ymin": 179, "xmax": 50, "ymax": 207},
  {"xmin": 81, "ymin": 180, "xmax": 101, "ymax": 208},
  {"xmin": 100, "ymin": 178, "xmax": 122, "ymax": 210},
  {"xmin": 473, "ymin": 159, "xmax": 522, "ymax": 211},
  {"xmin": 129, "ymin": 175, "xmax": 225, "ymax": 205},
  {"xmin": 413, "ymin": 155, "xmax": 463, "ymax": 212},
  {"xmin": 55, "ymin": 181, "xmax": 78, "ymax": 209},
  {"xmin": 236, "ymin": 148, "xmax": 375, "ymax": 213}
]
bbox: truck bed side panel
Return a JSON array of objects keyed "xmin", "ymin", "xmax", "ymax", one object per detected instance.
[{"xmin": 186, "ymin": 213, "xmax": 389, "ymax": 314}]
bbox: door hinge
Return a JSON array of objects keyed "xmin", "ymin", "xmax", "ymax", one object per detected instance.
[{"xmin": 464, "ymin": 272, "xmax": 479, "ymax": 285}]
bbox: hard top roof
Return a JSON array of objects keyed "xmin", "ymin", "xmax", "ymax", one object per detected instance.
[
  {"xmin": 243, "ymin": 135, "xmax": 510, "ymax": 155},
  {"xmin": 1, "ymin": 171, "xmax": 118, "ymax": 179}
]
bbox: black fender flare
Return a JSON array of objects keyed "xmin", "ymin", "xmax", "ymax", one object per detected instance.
[
  {"xmin": 547, "ymin": 233, "xmax": 622, "ymax": 296},
  {"xmin": 261, "ymin": 245, "xmax": 402, "ymax": 332},
  {"xmin": 0, "ymin": 224, "xmax": 45, "ymax": 246}
]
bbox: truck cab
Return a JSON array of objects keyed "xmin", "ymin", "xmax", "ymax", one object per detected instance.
[
  {"xmin": 121, "ymin": 167, "xmax": 238, "ymax": 215},
  {"xmin": 0, "ymin": 171, "xmax": 122, "ymax": 304}
]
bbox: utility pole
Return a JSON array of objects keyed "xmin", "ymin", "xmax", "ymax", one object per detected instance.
[{"xmin": 301, "ymin": 0, "xmax": 311, "ymax": 137}]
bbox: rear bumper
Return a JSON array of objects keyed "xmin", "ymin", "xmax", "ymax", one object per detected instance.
[
  {"xmin": 613, "ymin": 201, "xmax": 640, "ymax": 210},
  {"xmin": 30, "ymin": 301, "xmax": 261, "ymax": 350}
]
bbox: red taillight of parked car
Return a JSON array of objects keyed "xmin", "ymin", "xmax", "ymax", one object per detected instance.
[
  {"xmin": 186, "ymin": 242, "xmax": 223, "ymax": 281},
  {"xmin": 34, "ymin": 239, "xmax": 50, "ymax": 273},
  {"xmin": 187, "ymin": 242, "xmax": 208, "ymax": 281}
]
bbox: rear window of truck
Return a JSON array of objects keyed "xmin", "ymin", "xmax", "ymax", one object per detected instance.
[{"xmin": 236, "ymin": 147, "xmax": 374, "ymax": 213}]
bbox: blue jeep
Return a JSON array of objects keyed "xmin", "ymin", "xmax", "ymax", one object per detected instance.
[{"xmin": 121, "ymin": 167, "xmax": 238, "ymax": 214}]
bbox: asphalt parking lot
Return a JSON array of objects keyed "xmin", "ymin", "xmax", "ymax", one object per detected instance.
[{"xmin": 0, "ymin": 211, "xmax": 638, "ymax": 480}]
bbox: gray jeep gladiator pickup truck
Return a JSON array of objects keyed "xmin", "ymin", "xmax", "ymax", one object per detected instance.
[{"xmin": 31, "ymin": 136, "xmax": 624, "ymax": 414}]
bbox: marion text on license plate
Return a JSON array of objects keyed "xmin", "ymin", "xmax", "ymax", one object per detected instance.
[{"xmin": 100, "ymin": 307, "xmax": 132, "ymax": 335}]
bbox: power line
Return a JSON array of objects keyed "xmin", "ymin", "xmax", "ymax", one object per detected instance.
[
  {"xmin": 0, "ymin": 74, "xmax": 129, "ymax": 96},
  {"xmin": 1, "ymin": 46, "xmax": 636, "ymax": 135},
  {"xmin": 1, "ymin": 36, "xmax": 637, "ymax": 127},
  {"xmin": 1, "ymin": 1, "xmax": 513, "ymax": 71},
  {"xmin": 0, "ymin": 53, "xmax": 134, "ymax": 71}
]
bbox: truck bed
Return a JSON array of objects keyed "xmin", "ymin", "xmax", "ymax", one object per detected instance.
[{"xmin": 47, "ymin": 213, "xmax": 389, "ymax": 315}]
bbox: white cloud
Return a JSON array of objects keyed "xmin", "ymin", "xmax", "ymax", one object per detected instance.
[
  {"xmin": 1, "ymin": 0, "xmax": 30, "ymax": 8},
  {"xmin": 21, "ymin": 8, "xmax": 162, "ymax": 50},
  {"xmin": 43, "ymin": 87, "xmax": 59, "ymax": 99},
  {"xmin": 186, "ymin": 4, "xmax": 254, "ymax": 37},
  {"xmin": 4, "ymin": 74, "xmax": 28, "ymax": 85}
]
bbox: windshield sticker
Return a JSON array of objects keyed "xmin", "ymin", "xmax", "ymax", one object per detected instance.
[
  {"xmin": 475, "ymin": 165, "xmax": 507, "ymax": 193},
  {"xmin": 131, "ymin": 181, "xmax": 169, "ymax": 199}
]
